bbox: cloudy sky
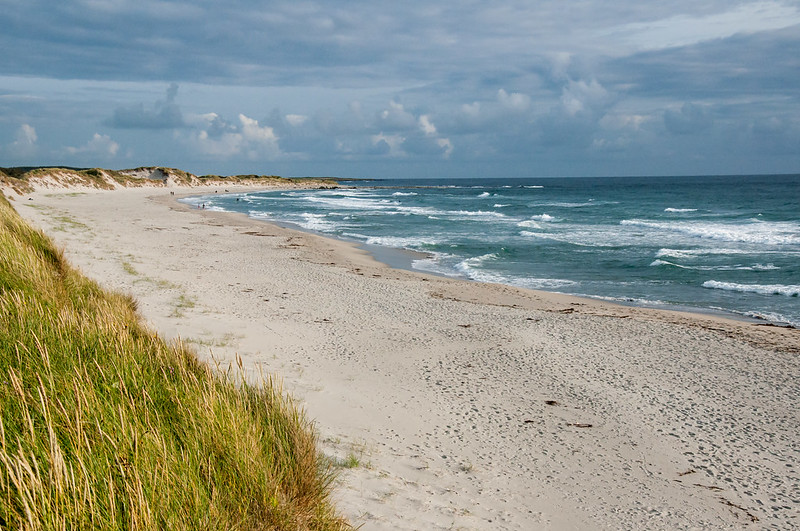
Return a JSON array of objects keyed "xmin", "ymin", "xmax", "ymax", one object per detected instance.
[{"xmin": 1, "ymin": 1, "xmax": 799, "ymax": 178}]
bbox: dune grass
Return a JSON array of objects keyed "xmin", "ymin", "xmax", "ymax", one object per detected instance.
[
  {"xmin": 0, "ymin": 166, "xmax": 338, "ymax": 193},
  {"xmin": 0, "ymin": 193, "xmax": 349, "ymax": 530}
]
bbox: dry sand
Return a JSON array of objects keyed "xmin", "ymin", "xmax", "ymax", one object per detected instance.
[{"xmin": 9, "ymin": 185, "xmax": 799, "ymax": 530}]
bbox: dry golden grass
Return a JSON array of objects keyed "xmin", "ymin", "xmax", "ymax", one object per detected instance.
[{"xmin": 0, "ymin": 192, "xmax": 349, "ymax": 530}]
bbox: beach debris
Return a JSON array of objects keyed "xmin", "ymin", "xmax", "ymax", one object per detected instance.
[
  {"xmin": 719, "ymin": 497, "xmax": 759, "ymax": 522},
  {"xmin": 544, "ymin": 400, "xmax": 559, "ymax": 406},
  {"xmin": 558, "ymin": 308, "xmax": 576, "ymax": 314},
  {"xmin": 523, "ymin": 419, "xmax": 535, "ymax": 424},
  {"xmin": 677, "ymin": 469, "xmax": 697, "ymax": 477},
  {"xmin": 566, "ymin": 423, "xmax": 593, "ymax": 428},
  {"xmin": 458, "ymin": 324, "xmax": 472, "ymax": 328},
  {"xmin": 694, "ymin": 483, "xmax": 724, "ymax": 491}
]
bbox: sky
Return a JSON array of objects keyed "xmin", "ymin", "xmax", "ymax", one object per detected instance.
[{"xmin": 1, "ymin": 1, "xmax": 799, "ymax": 179}]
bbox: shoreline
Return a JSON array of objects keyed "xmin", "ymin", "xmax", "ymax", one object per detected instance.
[
  {"xmin": 178, "ymin": 188, "xmax": 794, "ymax": 333},
  {"xmin": 8, "ymin": 184, "xmax": 799, "ymax": 529}
]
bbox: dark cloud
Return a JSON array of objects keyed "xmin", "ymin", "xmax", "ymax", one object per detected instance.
[
  {"xmin": 108, "ymin": 83, "xmax": 184, "ymax": 129},
  {"xmin": 664, "ymin": 103, "xmax": 713, "ymax": 135},
  {"xmin": 2, "ymin": 1, "xmax": 799, "ymax": 176},
  {"xmin": 602, "ymin": 27, "xmax": 800, "ymax": 101}
]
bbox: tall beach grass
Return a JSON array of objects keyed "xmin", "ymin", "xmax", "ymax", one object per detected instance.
[{"xmin": 0, "ymin": 192, "xmax": 349, "ymax": 530}]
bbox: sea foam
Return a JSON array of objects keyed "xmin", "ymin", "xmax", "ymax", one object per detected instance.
[
  {"xmin": 650, "ymin": 260, "xmax": 779, "ymax": 271},
  {"xmin": 621, "ymin": 219, "xmax": 800, "ymax": 245},
  {"xmin": 702, "ymin": 281, "xmax": 800, "ymax": 297}
]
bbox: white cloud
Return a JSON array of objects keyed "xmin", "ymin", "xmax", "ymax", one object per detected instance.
[
  {"xmin": 437, "ymin": 137, "xmax": 454, "ymax": 159},
  {"xmin": 8, "ymin": 124, "xmax": 38, "ymax": 157},
  {"xmin": 188, "ymin": 113, "xmax": 282, "ymax": 160},
  {"xmin": 418, "ymin": 114, "xmax": 437, "ymax": 135},
  {"xmin": 15, "ymin": 123, "xmax": 37, "ymax": 146},
  {"xmin": 239, "ymin": 114, "xmax": 278, "ymax": 145},
  {"xmin": 371, "ymin": 133, "xmax": 405, "ymax": 157},
  {"xmin": 285, "ymin": 114, "xmax": 308, "ymax": 127},
  {"xmin": 66, "ymin": 133, "xmax": 120, "ymax": 158},
  {"xmin": 461, "ymin": 102, "xmax": 481, "ymax": 117},
  {"xmin": 548, "ymin": 52, "xmax": 572, "ymax": 81},
  {"xmin": 378, "ymin": 101, "xmax": 418, "ymax": 130},
  {"xmin": 418, "ymin": 114, "xmax": 453, "ymax": 158},
  {"xmin": 560, "ymin": 79, "xmax": 609, "ymax": 116},
  {"xmin": 497, "ymin": 89, "xmax": 530, "ymax": 111},
  {"xmin": 604, "ymin": 1, "xmax": 800, "ymax": 52}
]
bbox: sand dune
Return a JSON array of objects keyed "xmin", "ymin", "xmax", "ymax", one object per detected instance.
[{"xmin": 11, "ymin": 185, "xmax": 799, "ymax": 530}]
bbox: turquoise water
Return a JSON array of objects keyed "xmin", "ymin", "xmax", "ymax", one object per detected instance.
[{"xmin": 182, "ymin": 174, "xmax": 800, "ymax": 327}]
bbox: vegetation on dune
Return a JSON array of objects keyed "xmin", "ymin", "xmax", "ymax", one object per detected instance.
[
  {"xmin": 0, "ymin": 166, "xmax": 339, "ymax": 192},
  {"xmin": 0, "ymin": 193, "xmax": 349, "ymax": 530}
]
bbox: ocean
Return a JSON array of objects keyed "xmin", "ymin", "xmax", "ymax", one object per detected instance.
[{"xmin": 182, "ymin": 174, "xmax": 800, "ymax": 327}]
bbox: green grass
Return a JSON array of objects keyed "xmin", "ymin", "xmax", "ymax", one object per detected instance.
[
  {"xmin": 0, "ymin": 193, "xmax": 349, "ymax": 530},
  {"xmin": 170, "ymin": 293, "xmax": 197, "ymax": 318}
]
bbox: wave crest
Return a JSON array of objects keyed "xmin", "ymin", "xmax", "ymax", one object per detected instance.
[{"xmin": 702, "ymin": 281, "xmax": 800, "ymax": 297}]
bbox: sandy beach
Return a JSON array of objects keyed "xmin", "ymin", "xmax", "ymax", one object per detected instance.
[{"xmin": 9, "ymin": 184, "xmax": 799, "ymax": 530}]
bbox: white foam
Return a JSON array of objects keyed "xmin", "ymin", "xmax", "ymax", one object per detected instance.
[
  {"xmin": 458, "ymin": 253, "xmax": 499, "ymax": 269},
  {"xmin": 532, "ymin": 201, "xmax": 596, "ymax": 208},
  {"xmin": 411, "ymin": 253, "xmax": 464, "ymax": 278},
  {"xmin": 448, "ymin": 210, "xmax": 508, "ymax": 220},
  {"xmin": 519, "ymin": 230, "xmax": 605, "ymax": 247},
  {"xmin": 517, "ymin": 214, "xmax": 555, "ymax": 228},
  {"xmin": 622, "ymin": 219, "xmax": 800, "ymax": 245},
  {"xmin": 304, "ymin": 195, "xmax": 398, "ymax": 211},
  {"xmin": 664, "ymin": 207, "xmax": 698, "ymax": 213},
  {"xmin": 650, "ymin": 260, "xmax": 780, "ymax": 271},
  {"xmin": 392, "ymin": 191, "xmax": 418, "ymax": 196},
  {"xmin": 298, "ymin": 213, "xmax": 337, "ymax": 232},
  {"xmin": 452, "ymin": 253, "xmax": 577, "ymax": 290},
  {"xmin": 361, "ymin": 235, "xmax": 441, "ymax": 249},
  {"xmin": 657, "ymin": 248, "xmax": 757, "ymax": 259},
  {"xmin": 702, "ymin": 281, "xmax": 800, "ymax": 297},
  {"xmin": 478, "ymin": 192, "xmax": 491, "ymax": 198}
]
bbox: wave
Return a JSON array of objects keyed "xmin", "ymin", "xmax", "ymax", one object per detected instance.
[
  {"xmin": 621, "ymin": 219, "xmax": 800, "ymax": 245},
  {"xmin": 392, "ymin": 191, "xmax": 418, "ymax": 196},
  {"xmin": 517, "ymin": 214, "xmax": 555, "ymax": 228},
  {"xmin": 458, "ymin": 253, "xmax": 500, "ymax": 269},
  {"xmin": 448, "ymin": 210, "xmax": 508, "ymax": 219},
  {"xmin": 454, "ymin": 258, "xmax": 577, "ymax": 289},
  {"xmin": 305, "ymin": 195, "xmax": 400, "ymax": 211},
  {"xmin": 519, "ymin": 231, "xmax": 599, "ymax": 247},
  {"xmin": 530, "ymin": 201, "xmax": 596, "ymax": 208},
  {"xmin": 493, "ymin": 203, "xmax": 510, "ymax": 208},
  {"xmin": 357, "ymin": 234, "xmax": 442, "ymax": 249},
  {"xmin": 650, "ymin": 260, "xmax": 780, "ymax": 271},
  {"xmin": 702, "ymin": 281, "xmax": 800, "ymax": 297},
  {"xmin": 478, "ymin": 192, "xmax": 491, "ymax": 198},
  {"xmin": 664, "ymin": 208, "xmax": 698, "ymax": 213},
  {"xmin": 656, "ymin": 248, "xmax": 800, "ymax": 260},
  {"xmin": 297, "ymin": 213, "xmax": 338, "ymax": 232}
]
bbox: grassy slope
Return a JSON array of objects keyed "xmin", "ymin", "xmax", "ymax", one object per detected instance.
[
  {"xmin": 0, "ymin": 193, "xmax": 348, "ymax": 530},
  {"xmin": 0, "ymin": 167, "xmax": 338, "ymax": 192}
]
